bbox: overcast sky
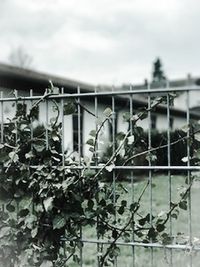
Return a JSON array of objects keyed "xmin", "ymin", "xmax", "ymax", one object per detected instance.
[{"xmin": 1, "ymin": 0, "xmax": 200, "ymax": 85}]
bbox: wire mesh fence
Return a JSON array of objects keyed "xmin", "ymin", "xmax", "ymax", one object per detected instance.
[{"xmin": 1, "ymin": 85, "xmax": 200, "ymax": 266}]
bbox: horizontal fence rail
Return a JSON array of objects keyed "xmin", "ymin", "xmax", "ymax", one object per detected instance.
[{"xmin": 1, "ymin": 85, "xmax": 200, "ymax": 267}]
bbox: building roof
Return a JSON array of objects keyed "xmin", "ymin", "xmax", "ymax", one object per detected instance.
[
  {"xmin": 0, "ymin": 62, "xmax": 95, "ymax": 93},
  {"xmin": 0, "ymin": 62, "xmax": 200, "ymax": 120}
]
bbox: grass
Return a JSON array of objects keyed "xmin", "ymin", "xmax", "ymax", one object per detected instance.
[{"xmin": 67, "ymin": 174, "xmax": 200, "ymax": 266}]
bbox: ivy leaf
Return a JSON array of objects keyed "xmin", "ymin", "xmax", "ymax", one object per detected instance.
[
  {"xmin": 179, "ymin": 200, "xmax": 187, "ymax": 210},
  {"xmin": 195, "ymin": 133, "xmax": 200, "ymax": 142},
  {"xmin": 156, "ymin": 224, "xmax": 165, "ymax": 232},
  {"xmin": 151, "ymin": 97, "xmax": 162, "ymax": 109},
  {"xmin": 0, "ymin": 227, "xmax": 10, "ymax": 238},
  {"xmin": 118, "ymin": 206, "xmax": 124, "ymax": 215},
  {"xmin": 89, "ymin": 147, "xmax": 94, "ymax": 153},
  {"xmin": 112, "ymin": 229, "xmax": 118, "ymax": 239},
  {"xmin": 103, "ymin": 108, "xmax": 112, "ymax": 117},
  {"xmin": 116, "ymin": 132, "xmax": 125, "ymax": 141},
  {"xmin": 64, "ymin": 102, "xmax": 76, "ymax": 115},
  {"xmin": 25, "ymin": 151, "xmax": 34, "ymax": 159},
  {"xmin": 33, "ymin": 144, "xmax": 45, "ymax": 153},
  {"xmin": 52, "ymin": 133, "xmax": 59, "ymax": 142},
  {"xmin": 127, "ymin": 135, "xmax": 135, "ymax": 145},
  {"xmin": 19, "ymin": 196, "xmax": 32, "ymax": 210},
  {"xmin": 8, "ymin": 151, "xmax": 19, "ymax": 163},
  {"xmin": 121, "ymin": 200, "xmax": 127, "ymax": 207},
  {"xmin": 181, "ymin": 156, "xmax": 189, "ymax": 163},
  {"xmin": 53, "ymin": 215, "xmax": 66, "ymax": 229},
  {"xmin": 162, "ymin": 233, "xmax": 173, "ymax": 245},
  {"xmin": 40, "ymin": 260, "xmax": 53, "ymax": 267},
  {"xmin": 89, "ymin": 130, "xmax": 96, "ymax": 137},
  {"xmin": 18, "ymin": 209, "xmax": 29, "ymax": 217},
  {"xmin": 138, "ymin": 112, "xmax": 148, "ymax": 120},
  {"xmin": 147, "ymin": 227, "xmax": 156, "ymax": 239},
  {"xmin": 43, "ymin": 197, "xmax": 54, "ymax": 212},
  {"xmin": 31, "ymin": 227, "xmax": 38, "ymax": 238},
  {"xmin": 105, "ymin": 164, "xmax": 115, "ymax": 172},
  {"xmin": 86, "ymin": 138, "xmax": 94, "ymax": 146},
  {"xmin": 0, "ymin": 144, "xmax": 4, "ymax": 149},
  {"xmin": 6, "ymin": 204, "xmax": 15, "ymax": 212}
]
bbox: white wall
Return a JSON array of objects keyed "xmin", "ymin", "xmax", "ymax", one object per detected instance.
[
  {"xmin": 0, "ymin": 87, "xmax": 195, "ymax": 157},
  {"xmin": 174, "ymin": 90, "xmax": 200, "ymax": 110}
]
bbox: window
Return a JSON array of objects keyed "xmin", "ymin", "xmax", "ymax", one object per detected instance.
[
  {"xmin": 151, "ymin": 114, "xmax": 157, "ymax": 130},
  {"xmin": 72, "ymin": 108, "xmax": 83, "ymax": 154},
  {"xmin": 16, "ymin": 103, "xmax": 27, "ymax": 117},
  {"xmin": 170, "ymin": 117, "xmax": 173, "ymax": 130},
  {"xmin": 30, "ymin": 105, "xmax": 39, "ymax": 120},
  {"xmin": 109, "ymin": 112, "xmax": 118, "ymax": 142}
]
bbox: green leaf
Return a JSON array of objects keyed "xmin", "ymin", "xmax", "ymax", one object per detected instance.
[
  {"xmin": 171, "ymin": 213, "xmax": 178, "ymax": 219},
  {"xmin": 88, "ymin": 199, "xmax": 94, "ymax": 210},
  {"xmin": 43, "ymin": 197, "xmax": 54, "ymax": 212},
  {"xmin": 9, "ymin": 151, "xmax": 19, "ymax": 163},
  {"xmin": 52, "ymin": 133, "xmax": 59, "ymax": 142},
  {"xmin": 103, "ymin": 107, "xmax": 112, "ymax": 117},
  {"xmin": 0, "ymin": 227, "xmax": 10, "ymax": 238},
  {"xmin": 179, "ymin": 200, "xmax": 187, "ymax": 210},
  {"xmin": 89, "ymin": 147, "xmax": 94, "ymax": 153},
  {"xmin": 147, "ymin": 227, "xmax": 156, "ymax": 239},
  {"xmin": 64, "ymin": 102, "xmax": 76, "ymax": 115},
  {"xmin": 18, "ymin": 209, "xmax": 29, "ymax": 217},
  {"xmin": 25, "ymin": 151, "xmax": 34, "ymax": 159},
  {"xmin": 33, "ymin": 144, "xmax": 45, "ymax": 153},
  {"xmin": 138, "ymin": 112, "xmax": 148, "ymax": 120},
  {"xmin": 105, "ymin": 164, "xmax": 115, "ymax": 172},
  {"xmin": 195, "ymin": 133, "xmax": 200, "ymax": 142},
  {"xmin": 156, "ymin": 224, "xmax": 165, "ymax": 232},
  {"xmin": 116, "ymin": 132, "xmax": 125, "ymax": 141},
  {"xmin": 53, "ymin": 215, "xmax": 66, "ymax": 229},
  {"xmin": 86, "ymin": 138, "xmax": 94, "ymax": 146},
  {"xmin": 123, "ymin": 112, "xmax": 131, "ymax": 121},
  {"xmin": 31, "ymin": 227, "xmax": 38, "ymax": 238},
  {"xmin": 121, "ymin": 200, "xmax": 127, "ymax": 207},
  {"xmin": 40, "ymin": 260, "xmax": 53, "ymax": 267},
  {"xmin": 6, "ymin": 204, "xmax": 15, "ymax": 212},
  {"xmin": 118, "ymin": 206, "xmax": 124, "ymax": 215},
  {"xmin": 162, "ymin": 233, "xmax": 173, "ymax": 245},
  {"xmin": 19, "ymin": 196, "xmax": 32, "ymax": 210},
  {"xmin": 127, "ymin": 135, "xmax": 135, "ymax": 145},
  {"xmin": 89, "ymin": 130, "xmax": 96, "ymax": 137},
  {"xmin": 112, "ymin": 229, "xmax": 118, "ymax": 239}
]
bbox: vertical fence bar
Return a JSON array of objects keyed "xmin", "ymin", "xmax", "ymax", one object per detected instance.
[
  {"xmin": 15, "ymin": 90, "xmax": 18, "ymax": 142},
  {"xmin": 95, "ymin": 87, "xmax": 101, "ymax": 267},
  {"xmin": 61, "ymin": 87, "xmax": 65, "ymax": 169},
  {"xmin": 30, "ymin": 89, "xmax": 33, "ymax": 141},
  {"xmin": 129, "ymin": 85, "xmax": 135, "ymax": 266},
  {"xmin": 166, "ymin": 82, "xmax": 173, "ymax": 266},
  {"xmin": 77, "ymin": 86, "xmax": 83, "ymax": 266},
  {"xmin": 0, "ymin": 91, "xmax": 4, "ymax": 213},
  {"xmin": 186, "ymin": 90, "xmax": 192, "ymax": 267},
  {"xmin": 61, "ymin": 87, "xmax": 67, "ymax": 263},
  {"xmin": 111, "ymin": 86, "xmax": 117, "ymax": 267},
  {"xmin": 45, "ymin": 89, "xmax": 49, "ymax": 150},
  {"xmin": 0, "ymin": 91, "xmax": 4, "ymax": 144},
  {"xmin": 147, "ymin": 82, "xmax": 153, "ymax": 267}
]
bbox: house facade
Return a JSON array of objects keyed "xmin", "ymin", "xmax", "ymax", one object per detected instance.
[{"xmin": 0, "ymin": 63, "xmax": 199, "ymax": 156}]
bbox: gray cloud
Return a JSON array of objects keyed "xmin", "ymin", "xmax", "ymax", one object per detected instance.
[{"xmin": 1, "ymin": 0, "xmax": 200, "ymax": 85}]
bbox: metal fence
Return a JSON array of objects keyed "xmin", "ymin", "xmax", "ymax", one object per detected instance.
[{"xmin": 1, "ymin": 85, "xmax": 200, "ymax": 266}]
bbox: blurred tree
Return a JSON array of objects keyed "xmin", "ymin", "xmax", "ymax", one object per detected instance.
[
  {"xmin": 8, "ymin": 46, "xmax": 33, "ymax": 68},
  {"xmin": 152, "ymin": 57, "xmax": 166, "ymax": 83}
]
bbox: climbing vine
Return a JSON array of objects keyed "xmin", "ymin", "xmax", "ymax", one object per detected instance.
[{"xmin": 0, "ymin": 88, "xmax": 199, "ymax": 266}]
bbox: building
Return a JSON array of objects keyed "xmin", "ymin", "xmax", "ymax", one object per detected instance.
[{"xmin": 0, "ymin": 62, "xmax": 199, "ymax": 155}]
